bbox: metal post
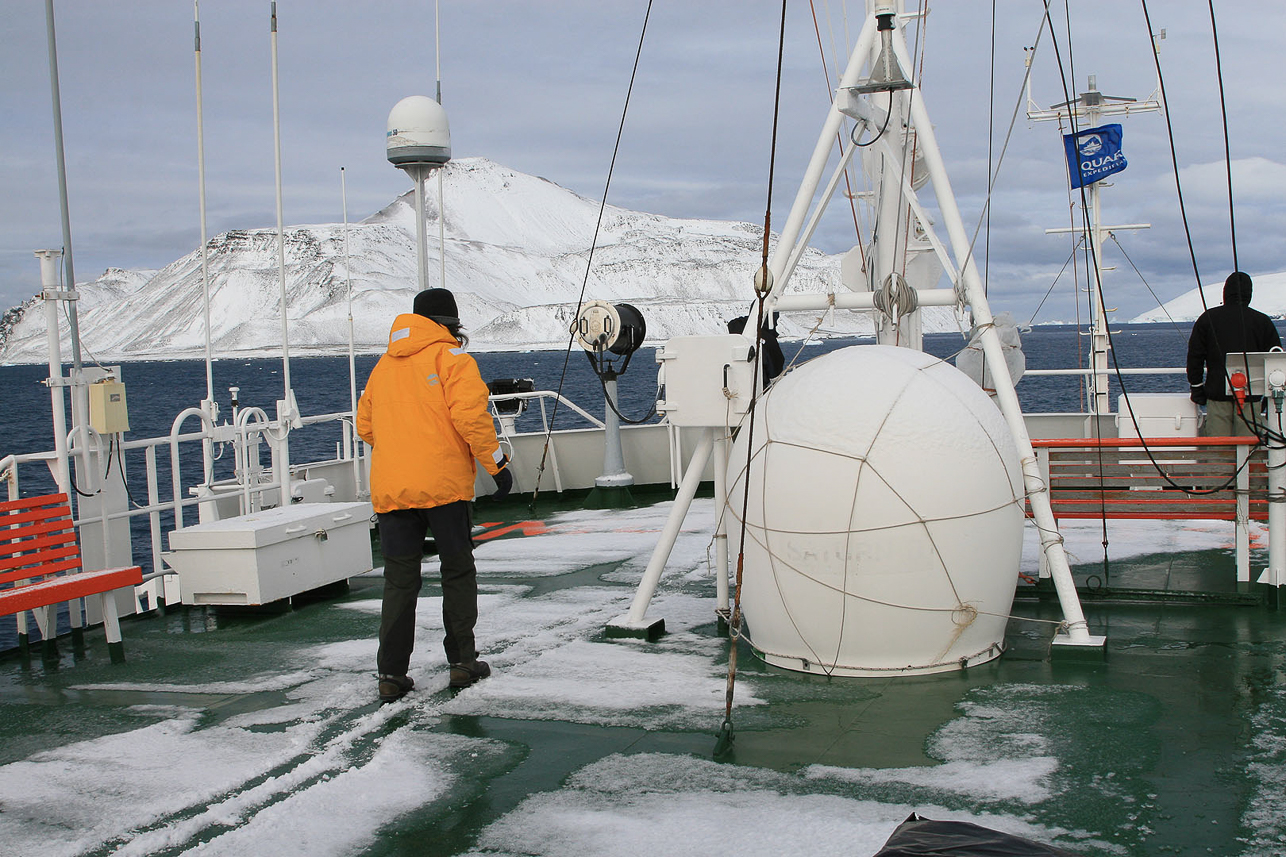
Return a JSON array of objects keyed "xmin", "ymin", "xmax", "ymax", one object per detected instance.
[
  {"xmin": 608, "ymin": 428, "xmax": 714, "ymax": 637},
  {"xmin": 37, "ymin": 250, "xmax": 71, "ymax": 497},
  {"xmin": 898, "ymin": 61, "xmax": 1097, "ymax": 646},
  {"xmin": 713, "ymin": 433, "xmax": 730, "ymax": 613},
  {"xmin": 412, "ymin": 166, "xmax": 431, "ymax": 293},
  {"xmin": 1267, "ymin": 426, "xmax": 1285, "ymax": 589},
  {"xmin": 43, "ymin": 0, "xmax": 82, "ymax": 372},
  {"xmin": 765, "ymin": 13, "xmax": 879, "ymax": 299},
  {"xmin": 269, "ymin": 2, "xmax": 293, "ymax": 502},
  {"xmin": 596, "ymin": 375, "xmax": 634, "ymax": 488}
]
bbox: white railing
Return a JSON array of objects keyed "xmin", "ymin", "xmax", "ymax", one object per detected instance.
[{"xmin": 1, "ymin": 405, "xmax": 364, "ymax": 603}]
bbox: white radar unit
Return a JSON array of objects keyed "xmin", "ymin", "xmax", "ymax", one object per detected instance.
[{"xmin": 386, "ymin": 96, "xmax": 451, "ymax": 167}]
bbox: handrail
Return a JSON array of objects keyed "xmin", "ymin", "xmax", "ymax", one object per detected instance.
[
  {"xmin": 1032, "ymin": 436, "xmax": 1260, "ymax": 448},
  {"xmin": 0, "ymin": 455, "xmax": 16, "ymax": 500},
  {"xmin": 488, "ymin": 390, "xmax": 606, "ymax": 429},
  {"xmin": 169, "ymin": 407, "xmax": 214, "ymax": 531},
  {"xmin": 1024, "ymin": 367, "xmax": 1187, "ymax": 377}
]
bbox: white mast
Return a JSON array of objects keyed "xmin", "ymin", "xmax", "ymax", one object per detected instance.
[
  {"xmin": 435, "ymin": 0, "xmax": 447, "ymax": 291},
  {"xmin": 762, "ymin": 1, "xmax": 1100, "ymax": 647},
  {"xmin": 1026, "ymin": 31, "xmax": 1164, "ymax": 416},
  {"xmin": 193, "ymin": 1, "xmax": 218, "ymax": 485},
  {"xmin": 341, "ymin": 167, "xmax": 361, "ymax": 497},
  {"xmin": 269, "ymin": 0, "xmax": 297, "ymax": 504}
]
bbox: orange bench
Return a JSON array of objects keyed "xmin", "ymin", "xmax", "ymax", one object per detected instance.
[
  {"xmin": 1030, "ymin": 437, "xmax": 1266, "ymax": 582},
  {"xmin": 1, "ymin": 493, "xmax": 142, "ymax": 663}
]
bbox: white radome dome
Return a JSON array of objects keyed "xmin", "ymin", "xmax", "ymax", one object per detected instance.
[{"xmin": 728, "ymin": 345, "xmax": 1025, "ymax": 676}]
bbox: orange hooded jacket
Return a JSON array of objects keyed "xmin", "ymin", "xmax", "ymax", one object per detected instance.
[{"xmin": 357, "ymin": 313, "xmax": 506, "ymax": 513}]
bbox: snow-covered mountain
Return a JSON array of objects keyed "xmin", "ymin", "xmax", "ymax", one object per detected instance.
[
  {"xmin": 0, "ymin": 158, "xmax": 969, "ymax": 364},
  {"xmin": 1129, "ymin": 271, "xmax": 1286, "ymax": 324}
]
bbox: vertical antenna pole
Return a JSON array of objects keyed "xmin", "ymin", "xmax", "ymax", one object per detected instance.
[
  {"xmin": 194, "ymin": 1, "xmax": 217, "ymax": 488},
  {"xmin": 194, "ymin": 1, "xmax": 214, "ymax": 404},
  {"xmin": 341, "ymin": 167, "xmax": 361, "ymax": 495},
  {"xmin": 269, "ymin": 0, "xmax": 293, "ymax": 503},
  {"xmin": 435, "ymin": 0, "xmax": 446, "ymax": 289},
  {"xmin": 42, "ymin": 0, "xmax": 82, "ymax": 372},
  {"xmin": 270, "ymin": 1, "xmax": 291, "ymax": 400}
]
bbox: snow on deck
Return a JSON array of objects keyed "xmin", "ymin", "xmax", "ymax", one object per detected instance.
[{"xmin": 0, "ymin": 499, "xmax": 1281, "ymax": 856}]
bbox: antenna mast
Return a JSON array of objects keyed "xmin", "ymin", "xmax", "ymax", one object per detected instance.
[{"xmin": 1027, "ymin": 32, "xmax": 1165, "ymax": 415}]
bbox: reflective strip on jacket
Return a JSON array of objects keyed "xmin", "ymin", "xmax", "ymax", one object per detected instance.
[{"xmin": 357, "ymin": 313, "xmax": 505, "ymax": 513}]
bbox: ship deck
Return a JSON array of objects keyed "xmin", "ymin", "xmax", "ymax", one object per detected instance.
[{"xmin": 1, "ymin": 494, "xmax": 1284, "ymax": 857}]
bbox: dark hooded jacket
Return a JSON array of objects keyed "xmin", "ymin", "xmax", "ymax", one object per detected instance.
[{"xmin": 1186, "ymin": 272, "xmax": 1282, "ymax": 402}]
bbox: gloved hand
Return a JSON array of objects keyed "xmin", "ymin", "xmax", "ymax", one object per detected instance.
[
  {"xmin": 491, "ymin": 459, "xmax": 514, "ymax": 500},
  {"xmin": 1190, "ymin": 385, "xmax": 1207, "ymax": 406}
]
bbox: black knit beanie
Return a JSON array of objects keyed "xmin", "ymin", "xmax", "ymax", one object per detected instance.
[{"xmin": 413, "ymin": 288, "xmax": 460, "ymax": 325}]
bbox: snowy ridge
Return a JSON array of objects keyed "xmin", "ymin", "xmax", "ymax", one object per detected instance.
[
  {"xmin": 1129, "ymin": 271, "xmax": 1286, "ymax": 324},
  {"xmin": 0, "ymin": 158, "xmax": 962, "ymax": 363}
]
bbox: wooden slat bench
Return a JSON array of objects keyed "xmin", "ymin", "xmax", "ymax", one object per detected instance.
[
  {"xmin": 1, "ymin": 493, "xmax": 142, "ymax": 663},
  {"xmin": 1030, "ymin": 437, "xmax": 1266, "ymax": 582}
]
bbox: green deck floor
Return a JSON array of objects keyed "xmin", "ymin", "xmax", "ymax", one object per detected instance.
[{"xmin": 2, "ymin": 517, "xmax": 1285, "ymax": 856}]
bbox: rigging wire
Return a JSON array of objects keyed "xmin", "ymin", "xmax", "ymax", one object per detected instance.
[
  {"xmin": 527, "ymin": 0, "xmax": 655, "ymax": 508},
  {"xmin": 959, "ymin": 9, "xmax": 1052, "ymax": 317},
  {"xmin": 1026, "ymin": 238, "xmax": 1085, "ymax": 326},
  {"xmin": 1139, "ymin": 0, "xmax": 1206, "ymax": 306},
  {"xmin": 1107, "ymin": 232, "xmax": 1188, "ymax": 336},
  {"xmin": 1043, "ymin": 2, "xmax": 1112, "ymax": 571},
  {"xmin": 1206, "ymin": 0, "xmax": 1238, "ymax": 273},
  {"xmin": 1042, "ymin": 2, "xmax": 1277, "ymax": 499},
  {"xmin": 719, "ymin": 0, "xmax": 787, "ymax": 759},
  {"xmin": 807, "ymin": 0, "xmax": 863, "ymax": 246},
  {"xmin": 1203, "ymin": 0, "xmax": 1266, "ymax": 441}
]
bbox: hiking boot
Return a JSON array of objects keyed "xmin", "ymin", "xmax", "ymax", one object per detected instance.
[
  {"xmin": 378, "ymin": 674, "xmax": 414, "ymax": 703},
  {"xmin": 449, "ymin": 659, "xmax": 491, "ymax": 689}
]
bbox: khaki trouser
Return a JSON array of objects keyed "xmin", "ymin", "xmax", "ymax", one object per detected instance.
[{"xmin": 1202, "ymin": 399, "xmax": 1260, "ymax": 437}]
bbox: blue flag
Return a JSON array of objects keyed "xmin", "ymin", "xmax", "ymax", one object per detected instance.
[{"xmin": 1063, "ymin": 124, "xmax": 1127, "ymax": 189}]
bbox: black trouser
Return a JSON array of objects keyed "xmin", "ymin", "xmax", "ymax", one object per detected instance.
[{"xmin": 376, "ymin": 501, "xmax": 477, "ymax": 676}]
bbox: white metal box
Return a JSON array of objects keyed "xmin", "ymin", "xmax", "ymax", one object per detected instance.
[
  {"xmin": 1116, "ymin": 393, "xmax": 1200, "ymax": 438},
  {"xmin": 656, "ymin": 334, "xmax": 756, "ymax": 427},
  {"xmin": 166, "ymin": 501, "xmax": 373, "ymax": 605}
]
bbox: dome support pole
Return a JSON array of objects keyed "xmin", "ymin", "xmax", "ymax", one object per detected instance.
[{"xmin": 605, "ymin": 428, "xmax": 713, "ymax": 640}]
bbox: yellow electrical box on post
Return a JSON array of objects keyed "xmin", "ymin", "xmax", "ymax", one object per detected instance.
[{"xmin": 89, "ymin": 378, "xmax": 130, "ymax": 434}]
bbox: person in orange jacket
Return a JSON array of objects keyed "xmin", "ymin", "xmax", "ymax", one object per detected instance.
[{"xmin": 357, "ymin": 288, "xmax": 513, "ymax": 703}]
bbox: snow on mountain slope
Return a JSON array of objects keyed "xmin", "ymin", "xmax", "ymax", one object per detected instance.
[
  {"xmin": 0, "ymin": 158, "xmax": 959, "ymax": 363},
  {"xmin": 1129, "ymin": 271, "xmax": 1286, "ymax": 323}
]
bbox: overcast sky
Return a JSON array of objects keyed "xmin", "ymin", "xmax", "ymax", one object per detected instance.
[{"xmin": 2, "ymin": 1, "xmax": 1283, "ymax": 323}]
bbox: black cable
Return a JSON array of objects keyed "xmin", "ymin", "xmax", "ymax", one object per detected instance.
[
  {"xmin": 1139, "ymin": 0, "xmax": 1205, "ymax": 304},
  {"xmin": 529, "ymin": 0, "xmax": 655, "ymax": 506},
  {"xmin": 851, "ymin": 107, "xmax": 893, "ymax": 148},
  {"xmin": 114, "ymin": 434, "xmax": 149, "ymax": 510},
  {"xmin": 1043, "ymin": 5, "xmax": 1111, "ymax": 573},
  {"xmin": 1207, "ymin": 0, "xmax": 1238, "ymax": 273},
  {"xmin": 1136, "ymin": 0, "xmax": 1271, "ymax": 446},
  {"xmin": 590, "ymin": 361, "xmax": 660, "ymax": 425}
]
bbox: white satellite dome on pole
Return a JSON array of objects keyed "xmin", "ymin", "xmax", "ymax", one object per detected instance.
[
  {"xmin": 387, "ymin": 96, "xmax": 451, "ymax": 293},
  {"xmin": 386, "ymin": 95, "xmax": 451, "ymax": 167}
]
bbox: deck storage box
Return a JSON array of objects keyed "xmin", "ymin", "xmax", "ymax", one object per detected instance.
[
  {"xmin": 1116, "ymin": 393, "xmax": 1200, "ymax": 438},
  {"xmin": 166, "ymin": 501, "xmax": 373, "ymax": 605}
]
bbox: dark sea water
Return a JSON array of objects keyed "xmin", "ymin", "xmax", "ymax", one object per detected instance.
[
  {"xmin": 0, "ymin": 323, "xmax": 1234, "ymax": 650},
  {"xmin": 1, "ymin": 324, "xmax": 1214, "ymax": 495}
]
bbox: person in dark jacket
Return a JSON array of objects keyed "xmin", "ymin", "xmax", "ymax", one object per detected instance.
[
  {"xmin": 1187, "ymin": 271, "xmax": 1282, "ymax": 436},
  {"xmin": 727, "ymin": 313, "xmax": 785, "ymax": 387}
]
